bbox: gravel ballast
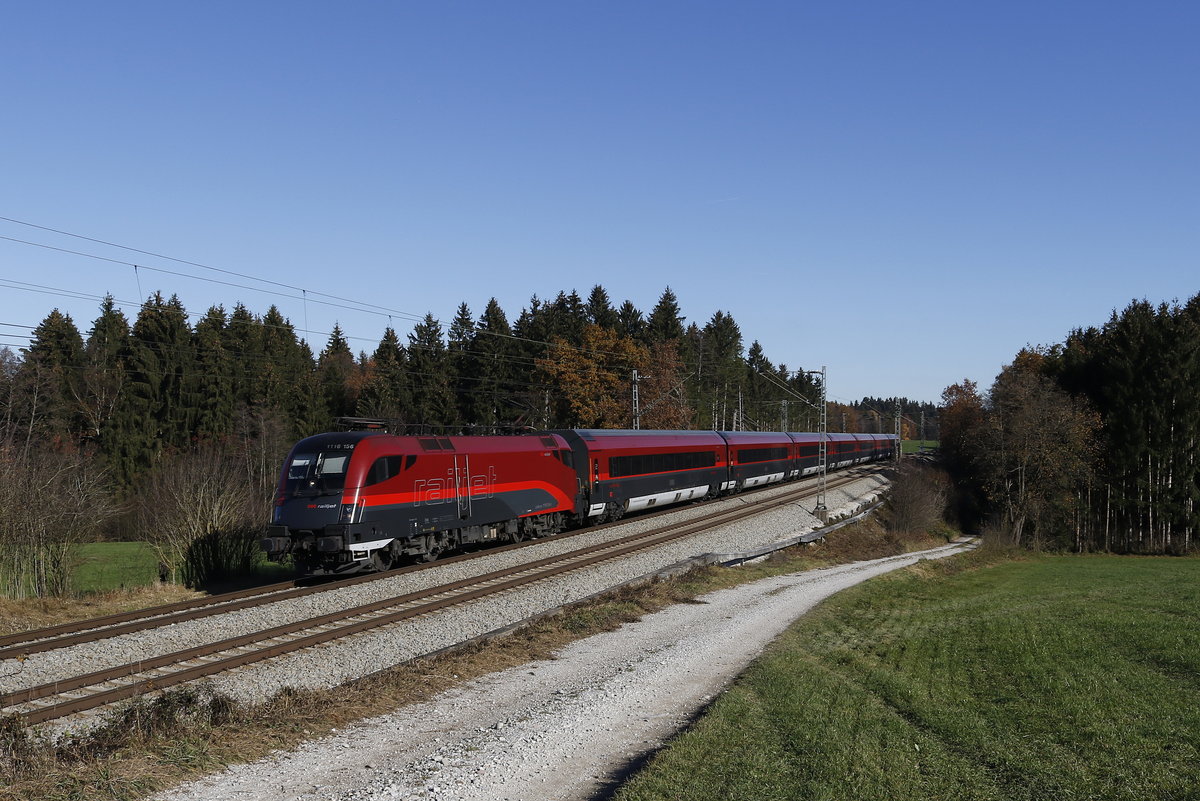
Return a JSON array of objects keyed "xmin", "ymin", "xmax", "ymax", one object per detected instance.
[{"xmin": 5, "ymin": 472, "xmax": 886, "ymax": 731}]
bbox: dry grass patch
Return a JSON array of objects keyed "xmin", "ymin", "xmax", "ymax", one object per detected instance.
[{"xmin": 0, "ymin": 584, "xmax": 203, "ymax": 638}]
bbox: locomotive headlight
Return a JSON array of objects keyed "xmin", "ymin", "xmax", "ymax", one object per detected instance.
[{"xmin": 340, "ymin": 501, "xmax": 365, "ymax": 524}]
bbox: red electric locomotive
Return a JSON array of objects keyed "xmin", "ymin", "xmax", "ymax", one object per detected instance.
[{"xmin": 262, "ymin": 430, "xmax": 579, "ymax": 573}]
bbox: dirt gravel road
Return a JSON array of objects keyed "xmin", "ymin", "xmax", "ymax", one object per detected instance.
[{"xmin": 155, "ymin": 541, "xmax": 971, "ymax": 801}]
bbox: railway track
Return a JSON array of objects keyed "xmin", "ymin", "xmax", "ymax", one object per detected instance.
[
  {"xmin": 1, "ymin": 468, "xmax": 879, "ymax": 725},
  {"xmin": 0, "ymin": 466, "xmax": 877, "ymax": 659}
]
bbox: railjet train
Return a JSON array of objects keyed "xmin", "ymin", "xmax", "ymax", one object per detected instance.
[{"xmin": 261, "ymin": 428, "xmax": 899, "ymax": 575}]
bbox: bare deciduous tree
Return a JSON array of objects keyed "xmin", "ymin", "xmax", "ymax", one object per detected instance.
[
  {"xmin": 135, "ymin": 442, "xmax": 262, "ymax": 587},
  {"xmin": 886, "ymin": 462, "xmax": 950, "ymax": 536},
  {"xmin": 0, "ymin": 441, "xmax": 117, "ymax": 598},
  {"xmin": 980, "ymin": 365, "xmax": 1099, "ymax": 548}
]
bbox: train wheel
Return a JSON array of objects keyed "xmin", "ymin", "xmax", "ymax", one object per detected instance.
[
  {"xmin": 371, "ymin": 549, "xmax": 394, "ymax": 572},
  {"xmin": 413, "ymin": 534, "xmax": 442, "ymax": 562}
]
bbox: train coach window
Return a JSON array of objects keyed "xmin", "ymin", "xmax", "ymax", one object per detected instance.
[
  {"xmin": 610, "ymin": 450, "xmax": 717, "ymax": 478},
  {"xmin": 737, "ymin": 447, "xmax": 789, "ymax": 463}
]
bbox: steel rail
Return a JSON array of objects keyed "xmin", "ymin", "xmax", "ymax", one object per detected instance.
[{"xmin": 0, "ymin": 465, "xmax": 879, "ymax": 658}]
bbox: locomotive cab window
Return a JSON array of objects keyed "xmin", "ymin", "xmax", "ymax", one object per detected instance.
[
  {"xmin": 288, "ymin": 455, "xmax": 314, "ymax": 481},
  {"xmin": 284, "ymin": 451, "xmax": 350, "ymax": 495}
]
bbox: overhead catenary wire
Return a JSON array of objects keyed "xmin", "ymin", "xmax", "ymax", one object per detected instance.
[
  {"xmin": 0, "ymin": 277, "xmax": 634, "ymax": 379},
  {"xmin": 0, "ymin": 216, "xmax": 426, "ymax": 323},
  {"xmin": 0, "ymin": 278, "xmax": 660, "ymax": 395},
  {"xmin": 0, "ymin": 222, "xmax": 650, "ymax": 364},
  {"xmin": 1, "ymin": 218, "xmax": 892, "ymax": 419}
]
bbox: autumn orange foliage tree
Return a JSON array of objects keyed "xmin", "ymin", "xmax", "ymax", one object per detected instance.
[
  {"xmin": 537, "ymin": 325, "xmax": 648, "ymax": 428},
  {"xmin": 636, "ymin": 341, "xmax": 694, "ymax": 429}
]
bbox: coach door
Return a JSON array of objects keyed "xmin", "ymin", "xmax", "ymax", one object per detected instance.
[{"xmin": 454, "ymin": 454, "xmax": 472, "ymax": 519}]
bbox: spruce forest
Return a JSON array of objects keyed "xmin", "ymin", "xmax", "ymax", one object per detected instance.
[
  {"xmin": 4, "ymin": 282, "xmax": 1194, "ymax": 599},
  {"xmin": 3, "ymin": 285, "xmax": 910, "ymax": 598}
]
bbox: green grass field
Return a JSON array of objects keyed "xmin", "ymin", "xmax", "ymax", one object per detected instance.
[
  {"xmin": 71, "ymin": 542, "xmax": 294, "ymax": 595},
  {"xmin": 72, "ymin": 541, "xmax": 160, "ymax": 594},
  {"xmin": 616, "ymin": 553, "xmax": 1200, "ymax": 801},
  {"xmin": 902, "ymin": 439, "xmax": 939, "ymax": 454}
]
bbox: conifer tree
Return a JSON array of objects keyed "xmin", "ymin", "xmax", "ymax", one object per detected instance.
[
  {"xmin": 110, "ymin": 293, "xmax": 194, "ymax": 485},
  {"xmin": 290, "ymin": 342, "xmax": 327, "ymax": 438},
  {"xmin": 192, "ymin": 305, "xmax": 235, "ymax": 439},
  {"xmin": 317, "ymin": 323, "xmax": 357, "ymax": 421},
  {"xmin": 741, "ymin": 341, "xmax": 773, "ymax": 430},
  {"xmin": 225, "ymin": 303, "xmax": 263, "ymax": 410},
  {"xmin": 357, "ymin": 327, "xmax": 410, "ymax": 421},
  {"xmin": 586, "ymin": 285, "xmax": 619, "ymax": 330},
  {"xmin": 259, "ymin": 306, "xmax": 312, "ymax": 434},
  {"xmin": 407, "ymin": 313, "xmax": 456, "ymax": 429},
  {"xmin": 81, "ymin": 296, "xmax": 129, "ymax": 447},
  {"xmin": 545, "ymin": 290, "xmax": 588, "ymax": 346},
  {"xmin": 447, "ymin": 302, "xmax": 476, "ymax": 423},
  {"xmin": 647, "ymin": 287, "xmax": 686, "ymax": 343},
  {"xmin": 616, "ymin": 300, "xmax": 646, "ymax": 342},
  {"xmin": 18, "ymin": 309, "xmax": 85, "ymax": 444},
  {"xmin": 467, "ymin": 298, "xmax": 517, "ymax": 428},
  {"xmin": 512, "ymin": 295, "xmax": 553, "ymax": 425},
  {"xmin": 696, "ymin": 310, "xmax": 743, "ymax": 429}
]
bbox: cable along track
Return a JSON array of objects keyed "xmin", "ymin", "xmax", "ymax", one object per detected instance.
[{"xmin": 2, "ymin": 470, "xmax": 873, "ymax": 725}]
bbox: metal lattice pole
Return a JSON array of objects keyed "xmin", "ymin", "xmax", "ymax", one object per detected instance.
[
  {"xmin": 632, "ymin": 370, "xmax": 640, "ymax": 430},
  {"xmin": 895, "ymin": 401, "xmax": 902, "ymax": 463},
  {"xmin": 815, "ymin": 365, "xmax": 828, "ymax": 522}
]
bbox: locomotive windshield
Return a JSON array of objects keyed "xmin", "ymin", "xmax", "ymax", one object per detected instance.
[{"xmin": 283, "ymin": 450, "xmax": 350, "ymax": 496}]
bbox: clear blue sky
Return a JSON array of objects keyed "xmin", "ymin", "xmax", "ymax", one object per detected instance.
[{"xmin": 2, "ymin": 1, "xmax": 1196, "ymax": 405}]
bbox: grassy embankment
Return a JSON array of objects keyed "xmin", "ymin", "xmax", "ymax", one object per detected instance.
[
  {"xmin": 901, "ymin": 439, "xmax": 938, "ymax": 454},
  {"xmin": 616, "ymin": 553, "xmax": 1200, "ymax": 801}
]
